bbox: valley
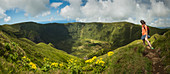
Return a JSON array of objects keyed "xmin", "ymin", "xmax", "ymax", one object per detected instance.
[{"xmin": 0, "ymin": 22, "xmax": 169, "ymax": 73}]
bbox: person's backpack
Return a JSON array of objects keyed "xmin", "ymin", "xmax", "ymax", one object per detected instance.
[{"xmin": 143, "ymin": 25, "xmax": 150, "ymax": 34}]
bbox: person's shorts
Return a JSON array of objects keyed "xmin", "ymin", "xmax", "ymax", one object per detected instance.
[{"xmin": 141, "ymin": 35, "xmax": 150, "ymax": 40}]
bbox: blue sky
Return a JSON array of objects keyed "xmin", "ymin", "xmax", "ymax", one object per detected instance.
[
  {"xmin": 0, "ymin": 0, "xmax": 72, "ymax": 24},
  {"xmin": 0, "ymin": 0, "xmax": 170, "ymax": 27}
]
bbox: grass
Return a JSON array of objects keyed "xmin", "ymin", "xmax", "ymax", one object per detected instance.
[
  {"xmin": 0, "ymin": 30, "xmax": 81, "ymax": 73},
  {"xmin": 102, "ymin": 40, "xmax": 153, "ymax": 73},
  {"xmin": 152, "ymin": 31, "xmax": 170, "ymax": 72},
  {"xmin": 0, "ymin": 22, "xmax": 168, "ymax": 56},
  {"xmin": 0, "ymin": 22, "xmax": 169, "ymax": 73},
  {"xmin": 100, "ymin": 31, "xmax": 170, "ymax": 73}
]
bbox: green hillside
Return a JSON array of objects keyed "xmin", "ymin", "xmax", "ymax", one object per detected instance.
[
  {"xmin": 0, "ymin": 22, "xmax": 169, "ymax": 73},
  {"xmin": 0, "ymin": 22, "xmax": 168, "ymax": 58},
  {"xmin": 101, "ymin": 30, "xmax": 170, "ymax": 73},
  {"xmin": 0, "ymin": 30, "xmax": 79, "ymax": 73}
]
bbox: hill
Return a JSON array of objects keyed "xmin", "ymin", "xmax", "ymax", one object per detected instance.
[
  {"xmin": 0, "ymin": 22, "xmax": 169, "ymax": 73},
  {"xmin": 0, "ymin": 30, "xmax": 79, "ymax": 73},
  {"xmin": 101, "ymin": 31, "xmax": 170, "ymax": 73},
  {"xmin": 0, "ymin": 22, "xmax": 168, "ymax": 58}
]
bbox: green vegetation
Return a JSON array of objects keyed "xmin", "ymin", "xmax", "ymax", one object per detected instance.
[
  {"xmin": 0, "ymin": 22, "xmax": 169, "ymax": 73},
  {"xmin": 0, "ymin": 22, "xmax": 168, "ymax": 58}
]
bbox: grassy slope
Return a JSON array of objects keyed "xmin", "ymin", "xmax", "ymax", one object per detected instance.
[
  {"xmin": 100, "ymin": 31, "xmax": 170, "ymax": 73},
  {"xmin": 0, "ymin": 31, "xmax": 25, "ymax": 73},
  {"xmin": 0, "ymin": 22, "xmax": 168, "ymax": 58},
  {"xmin": 0, "ymin": 22, "xmax": 169, "ymax": 73},
  {"xmin": 152, "ymin": 31, "xmax": 170, "ymax": 72},
  {"xmin": 0, "ymin": 30, "xmax": 79, "ymax": 73}
]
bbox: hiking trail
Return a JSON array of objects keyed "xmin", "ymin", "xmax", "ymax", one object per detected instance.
[{"xmin": 143, "ymin": 46, "xmax": 167, "ymax": 74}]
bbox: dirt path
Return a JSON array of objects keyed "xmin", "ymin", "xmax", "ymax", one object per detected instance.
[{"xmin": 143, "ymin": 47, "xmax": 166, "ymax": 74}]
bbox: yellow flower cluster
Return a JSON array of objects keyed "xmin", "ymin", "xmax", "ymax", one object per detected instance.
[
  {"xmin": 23, "ymin": 56, "xmax": 26, "ymax": 59},
  {"xmin": 85, "ymin": 56, "xmax": 97, "ymax": 63},
  {"xmin": 29, "ymin": 62, "xmax": 37, "ymax": 70},
  {"xmin": 22, "ymin": 56, "xmax": 30, "ymax": 61},
  {"xmin": 95, "ymin": 58, "xmax": 105, "ymax": 66},
  {"xmin": 43, "ymin": 58, "xmax": 49, "ymax": 61},
  {"xmin": 67, "ymin": 58, "xmax": 74, "ymax": 63},
  {"xmin": 108, "ymin": 51, "xmax": 114, "ymax": 56},
  {"xmin": 59, "ymin": 63, "xmax": 63, "ymax": 67},
  {"xmin": 51, "ymin": 62, "xmax": 58, "ymax": 67},
  {"xmin": 67, "ymin": 58, "xmax": 78, "ymax": 64}
]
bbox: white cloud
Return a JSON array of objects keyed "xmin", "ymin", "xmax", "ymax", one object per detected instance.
[
  {"xmin": 151, "ymin": 18, "xmax": 170, "ymax": 27},
  {"xmin": 48, "ymin": 17, "xmax": 55, "ymax": 21},
  {"xmin": 60, "ymin": 0, "xmax": 170, "ymax": 27},
  {"xmin": 0, "ymin": 7, "xmax": 6, "ymax": 19},
  {"xmin": 42, "ymin": 11, "xmax": 51, "ymax": 16},
  {"xmin": 0, "ymin": 0, "xmax": 49, "ymax": 17},
  {"xmin": 51, "ymin": 2, "xmax": 62, "ymax": 8},
  {"xmin": 4, "ymin": 16, "xmax": 11, "ymax": 22},
  {"xmin": 24, "ymin": 13, "xmax": 28, "ymax": 17},
  {"xmin": 60, "ymin": 0, "xmax": 83, "ymax": 19},
  {"xmin": 150, "ymin": 0, "xmax": 170, "ymax": 17}
]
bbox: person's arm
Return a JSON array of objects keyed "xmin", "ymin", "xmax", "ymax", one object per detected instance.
[{"xmin": 145, "ymin": 25, "xmax": 148, "ymax": 38}]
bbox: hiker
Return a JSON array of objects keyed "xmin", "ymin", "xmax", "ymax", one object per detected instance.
[{"xmin": 140, "ymin": 20, "xmax": 154, "ymax": 49}]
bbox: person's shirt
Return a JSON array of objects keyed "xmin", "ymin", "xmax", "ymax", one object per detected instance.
[{"xmin": 142, "ymin": 25, "xmax": 147, "ymax": 35}]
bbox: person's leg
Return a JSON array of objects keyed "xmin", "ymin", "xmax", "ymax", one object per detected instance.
[
  {"xmin": 143, "ymin": 39, "xmax": 145, "ymax": 45},
  {"xmin": 145, "ymin": 37, "xmax": 152, "ymax": 47}
]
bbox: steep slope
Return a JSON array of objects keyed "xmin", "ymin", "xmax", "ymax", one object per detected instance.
[
  {"xmin": 0, "ymin": 30, "xmax": 79, "ymax": 73},
  {"xmin": 0, "ymin": 22, "xmax": 168, "ymax": 58},
  {"xmin": 100, "ymin": 31, "xmax": 170, "ymax": 73}
]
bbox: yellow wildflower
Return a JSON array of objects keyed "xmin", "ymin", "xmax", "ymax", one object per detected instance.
[
  {"xmin": 108, "ymin": 51, "xmax": 114, "ymax": 56},
  {"xmin": 100, "ymin": 58, "xmax": 103, "ymax": 60},
  {"xmin": 99, "ymin": 60, "xmax": 105, "ymax": 64},
  {"xmin": 29, "ymin": 62, "xmax": 37, "ymax": 70},
  {"xmin": 22, "ymin": 56, "xmax": 26, "ymax": 59},
  {"xmin": 89, "ymin": 59, "xmax": 92, "ymax": 63},
  {"xmin": 43, "ymin": 58, "xmax": 49, "ymax": 61},
  {"xmin": 85, "ymin": 56, "xmax": 97, "ymax": 63},
  {"xmin": 29, "ymin": 62, "xmax": 34, "ymax": 65},
  {"xmin": 95, "ymin": 59, "xmax": 100, "ymax": 64},
  {"xmin": 95, "ymin": 58, "xmax": 105, "ymax": 66},
  {"xmin": 59, "ymin": 63, "xmax": 63, "ymax": 67},
  {"xmin": 32, "ymin": 64, "xmax": 37, "ymax": 70},
  {"xmin": 85, "ymin": 60, "xmax": 90, "ymax": 63},
  {"xmin": 43, "ymin": 58, "xmax": 46, "ymax": 61},
  {"xmin": 70, "ymin": 60, "xmax": 73, "ymax": 63},
  {"xmin": 92, "ymin": 56, "xmax": 97, "ymax": 60},
  {"xmin": 101, "ymin": 63, "xmax": 104, "ymax": 66},
  {"xmin": 71, "ymin": 58, "xmax": 74, "ymax": 61},
  {"xmin": 51, "ymin": 62, "xmax": 58, "ymax": 67},
  {"xmin": 67, "ymin": 59, "xmax": 75, "ymax": 63},
  {"xmin": 27, "ymin": 58, "xmax": 30, "ymax": 61}
]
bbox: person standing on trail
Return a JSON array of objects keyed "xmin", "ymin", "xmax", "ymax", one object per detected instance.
[{"xmin": 140, "ymin": 20, "xmax": 154, "ymax": 49}]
